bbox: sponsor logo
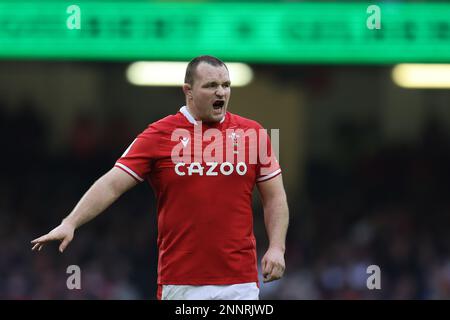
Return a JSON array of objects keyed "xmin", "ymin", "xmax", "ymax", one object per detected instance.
[{"xmin": 170, "ymin": 122, "xmax": 279, "ymax": 176}]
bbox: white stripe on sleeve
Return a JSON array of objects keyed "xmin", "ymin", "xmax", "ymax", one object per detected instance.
[
  {"xmin": 256, "ymin": 168, "xmax": 282, "ymax": 183},
  {"xmin": 115, "ymin": 162, "xmax": 144, "ymax": 182}
]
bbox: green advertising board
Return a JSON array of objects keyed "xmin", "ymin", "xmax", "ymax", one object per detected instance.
[{"xmin": 0, "ymin": 1, "xmax": 449, "ymax": 63}]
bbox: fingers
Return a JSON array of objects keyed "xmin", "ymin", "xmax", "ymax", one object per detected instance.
[
  {"xmin": 262, "ymin": 259, "xmax": 274, "ymax": 282},
  {"xmin": 31, "ymin": 235, "xmax": 49, "ymax": 251},
  {"xmin": 31, "ymin": 243, "xmax": 44, "ymax": 251},
  {"xmin": 31, "ymin": 225, "xmax": 74, "ymax": 253},
  {"xmin": 31, "ymin": 234, "xmax": 51, "ymax": 244},
  {"xmin": 59, "ymin": 238, "xmax": 71, "ymax": 253},
  {"xmin": 271, "ymin": 264, "xmax": 285, "ymax": 282},
  {"xmin": 263, "ymin": 269, "xmax": 280, "ymax": 283},
  {"xmin": 262, "ymin": 261, "xmax": 285, "ymax": 283},
  {"xmin": 31, "ymin": 238, "xmax": 70, "ymax": 253},
  {"xmin": 30, "ymin": 233, "xmax": 56, "ymax": 251},
  {"xmin": 263, "ymin": 273, "xmax": 275, "ymax": 283},
  {"xmin": 262, "ymin": 257, "xmax": 268, "ymax": 271}
]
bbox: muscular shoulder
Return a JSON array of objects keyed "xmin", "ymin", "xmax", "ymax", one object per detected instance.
[
  {"xmin": 227, "ymin": 112, "xmax": 264, "ymax": 130},
  {"xmin": 140, "ymin": 113, "xmax": 186, "ymax": 137}
]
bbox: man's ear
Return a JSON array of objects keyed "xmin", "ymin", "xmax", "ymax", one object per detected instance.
[{"xmin": 183, "ymin": 83, "xmax": 193, "ymax": 100}]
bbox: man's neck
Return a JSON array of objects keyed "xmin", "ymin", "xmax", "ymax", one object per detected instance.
[
  {"xmin": 183, "ymin": 104, "xmax": 225, "ymax": 125},
  {"xmin": 185, "ymin": 104, "xmax": 200, "ymax": 121}
]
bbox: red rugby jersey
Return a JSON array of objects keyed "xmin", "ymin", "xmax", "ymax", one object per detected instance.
[{"xmin": 115, "ymin": 106, "xmax": 281, "ymax": 285}]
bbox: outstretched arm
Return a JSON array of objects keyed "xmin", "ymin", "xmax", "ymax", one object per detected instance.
[
  {"xmin": 257, "ymin": 174, "xmax": 289, "ymax": 283},
  {"xmin": 31, "ymin": 167, "xmax": 139, "ymax": 252}
]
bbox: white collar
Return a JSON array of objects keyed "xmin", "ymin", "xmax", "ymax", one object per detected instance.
[{"xmin": 179, "ymin": 106, "xmax": 225, "ymax": 125}]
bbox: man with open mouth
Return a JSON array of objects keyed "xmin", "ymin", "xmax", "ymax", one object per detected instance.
[{"xmin": 31, "ymin": 55, "xmax": 289, "ymax": 301}]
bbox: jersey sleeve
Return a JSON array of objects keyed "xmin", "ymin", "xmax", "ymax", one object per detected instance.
[
  {"xmin": 255, "ymin": 124, "xmax": 282, "ymax": 183},
  {"xmin": 114, "ymin": 125, "xmax": 159, "ymax": 182}
]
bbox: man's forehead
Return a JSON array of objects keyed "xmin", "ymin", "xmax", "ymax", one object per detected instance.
[{"xmin": 195, "ymin": 63, "xmax": 229, "ymax": 82}]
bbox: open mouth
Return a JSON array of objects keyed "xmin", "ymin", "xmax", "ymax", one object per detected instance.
[{"xmin": 213, "ymin": 100, "xmax": 225, "ymax": 109}]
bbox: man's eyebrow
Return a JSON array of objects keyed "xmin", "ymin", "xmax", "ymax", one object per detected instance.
[{"xmin": 204, "ymin": 80, "xmax": 231, "ymax": 84}]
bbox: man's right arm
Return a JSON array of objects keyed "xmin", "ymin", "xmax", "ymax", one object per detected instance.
[{"xmin": 31, "ymin": 167, "xmax": 139, "ymax": 252}]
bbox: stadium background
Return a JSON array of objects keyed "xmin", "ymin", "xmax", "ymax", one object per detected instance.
[{"xmin": 1, "ymin": 0, "xmax": 450, "ymax": 299}]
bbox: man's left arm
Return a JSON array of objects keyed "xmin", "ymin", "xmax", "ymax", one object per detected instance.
[{"xmin": 257, "ymin": 174, "xmax": 289, "ymax": 283}]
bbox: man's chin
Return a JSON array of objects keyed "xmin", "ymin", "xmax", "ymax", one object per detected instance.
[
  {"xmin": 207, "ymin": 112, "xmax": 224, "ymax": 123},
  {"xmin": 204, "ymin": 117, "xmax": 221, "ymax": 124}
]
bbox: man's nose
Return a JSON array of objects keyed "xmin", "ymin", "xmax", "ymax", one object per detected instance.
[{"xmin": 216, "ymin": 86, "xmax": 226, "ymax": 97}]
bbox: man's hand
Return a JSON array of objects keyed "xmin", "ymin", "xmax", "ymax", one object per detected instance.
[
  {"xmin": 31, "ymin": 222, "xmax": 75, "ymax": 253},
  {"xmin": 261, "ymin": 247, "xmax": 285, "ymax": 283},
  {"xmin": 30, "ymin": 167, "xmax": 138, "ymax": 254}
]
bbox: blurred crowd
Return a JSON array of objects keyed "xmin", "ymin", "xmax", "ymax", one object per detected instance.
[
  {"xmin": 1, "ymin": 100, "xmax": 450, "ymax": 299},
  {"xmin": 0, "ymin": 100, "xmax": 157, "ymax": 299},
  {"xmin": 260, "ymin": 114, "xmax": 450, "ymax": 299}
]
